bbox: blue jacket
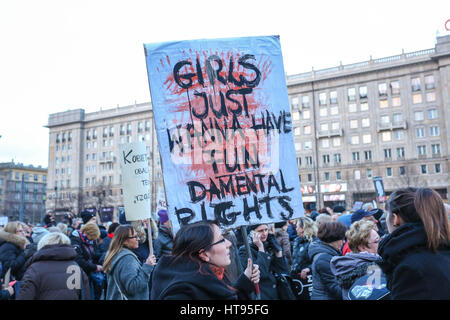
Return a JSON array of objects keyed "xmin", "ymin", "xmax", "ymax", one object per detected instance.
[
  {"xmin": 105, "ymin": 248, "xmax": 153, "ymax": 300},
  {"xmin": 308, "ymin": 240, "xmax": 342, "ymax": 300}
]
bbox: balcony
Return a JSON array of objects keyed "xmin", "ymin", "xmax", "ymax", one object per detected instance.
[
  {"xmin": 376, "ymin": 120, "xmax": 407, "ymax": 132},
  {"xmin": 317, "ymin": 129, "xmax": 344, "ymax": 138},
  {"xmin": 99, "ymin": 156, "xmax": 116, "ymax": 163}
]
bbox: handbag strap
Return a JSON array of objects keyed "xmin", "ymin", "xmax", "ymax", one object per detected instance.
[{"xmin": 111, "ymin": 268, "xmax": 128, "ymax": 300}]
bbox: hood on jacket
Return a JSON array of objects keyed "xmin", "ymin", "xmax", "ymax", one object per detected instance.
[
  {"xmin": 109, "ymin": 248, "xmax": 140, "ymax": 273},
  {"xmin": 308, "ymin": 239, "xmax": 340, "ymax": 261},
  {"xmin": 0, "ymin": 229, "xmax": 29, "ymax": 250},
  {"xmin": 31, "ymin": 227, "xmax": 49, "ymax": 244},
  {"xmin": 29, "ymin": 244, "xmax": 77, "ymax": 264},
  {"xmin": 330, "ymin": 252, "xmax": 381, "ymax": 289},
  {"xmin": 151, "ymin": 255, "xmax": 237, "ymax": 300}
]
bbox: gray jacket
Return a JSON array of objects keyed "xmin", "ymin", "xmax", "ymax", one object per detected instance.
[{"xmin": 105, "ymin": 248, "xmax": 153, "ymax": 300}]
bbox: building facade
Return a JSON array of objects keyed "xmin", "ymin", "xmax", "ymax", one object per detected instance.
[
  {"xmin": 0, "ymin": 162, "xmax": 47, "ymax": 224},
  {"xmin": 46, "ymin": 35, "xmax": 450, "ymax": 218},
  {"xmin": 287, "ymin": 35, "xmax": 450, "ymax": 210},
  {"xmin": 45, "ymin": 103, "xmax": 163, "ymax": 222}
]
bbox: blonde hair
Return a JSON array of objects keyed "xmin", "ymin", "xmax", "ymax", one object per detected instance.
[
  {"xmin": 297, "ymin": 217, "xmax": 317, "ymax": 242},
  {"xmin": 3, "ymin": 221, "xmax": 21, "ymax": 234},
  {"xmin": 346, "ymin": 220, "xmax": 375, "ymax": 253},
  {"xmin": 81, "ymin": 222, "xmax": 100, "ymax": 240},
  {"xmin": 37, "ymin": 232, "xmax": 71, "ymax": 251}
]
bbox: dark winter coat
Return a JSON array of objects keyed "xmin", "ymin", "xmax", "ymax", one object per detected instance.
[
  {"xmin": 330, "ymin": 252, "xmax": 386, "ymax": 300},
  {"xmin": 378, "ymin": 222, "xmax": 450, "ymax": 299},
  {"xmin": 275, "ymin": 228, "xmax": 292, "ymax": 266},
  {"xmin": 153, "ymin": 226, "xmax": 173, "ymax": 259},
  {"xmin": 105, "ymin": 248, "xmax": 153, "ymax": 300},
  {"xmin": 17, "ymin": 244, "xmax": 90, "ymax": 300},
  {"xmin": 150, "ymin": 255, "xmax": 255, "ymax": 300},
  {"xmin": 308, "ymin": 240, "xmax": 342, "ymax": 300},
  {"xmin": 0, "ymin": 229, "xmax": 28, "ymax": 281},
  {"xmin": 291, "ymin": 236, "xmax": 317, "ymax": 275},
  {"xmin": 238, "ymin": 234, "xmax": 290, "ymax": 300},
  {"xmin": 70, "ymin": 230, "xmax": 98, "ymax": 275}
]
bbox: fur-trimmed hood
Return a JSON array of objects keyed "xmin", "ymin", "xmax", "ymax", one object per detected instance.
[{"xmin": 0, "ymin": 229, "xmax": 29, "ymax": 250}]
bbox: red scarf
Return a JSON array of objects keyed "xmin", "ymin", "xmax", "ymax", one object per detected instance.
[{"xmin": 208, "ymin": 264, "xmax": 225, "ymax": 280}]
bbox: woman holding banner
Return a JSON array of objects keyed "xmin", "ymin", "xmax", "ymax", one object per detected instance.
[
  {"xmin": 150, "ymin": 220, "xmax": 260, "ymax": 300},
  {"xmin": 103, "ymin": 225, "xmax": 157, "ymax": 300}
]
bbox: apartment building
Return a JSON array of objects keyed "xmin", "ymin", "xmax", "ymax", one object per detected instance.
[{"xmin": 287, "ymin": 35, "xmax": 450, "ymax": 210}]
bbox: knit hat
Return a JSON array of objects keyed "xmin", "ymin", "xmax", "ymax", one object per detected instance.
[
  {"xmin": 32, "ymin": 227, "xmax": 50, "ymax": 244},
  {"xmin": 81, "ymin": 211, "xmax": 95, "ymax": 224},
  {"xmin": 333, "ymin": 205, "xmax": 346, "ymax": 213},
  {"xmin": 157, "ymin": 209, "xmax": 169, "ymax": 225}
]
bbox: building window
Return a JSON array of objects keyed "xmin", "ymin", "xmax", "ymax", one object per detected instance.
[
  {"xmin": 420, "ymin": 165, "xmax": 427, "ymax": 174},
  {"xmin": 324, "ymin": 172, "xmax": 330, "ymax": 181},
  {"xmin": 379, "ymin": 99, "xmax": 388, "ymax": 109},
  {"xmin": 56, "ymin": 134, "xmax": 60, "ymax": 143},
  {"xmin": 352, "ymin": 152, "xmax": 360, "ymax": 161},
  {"xmin": 292, "ymin": 112, "xmax": 300, "ymax": 121},
  {"xmin": 390, "ymin": 80, "xmax": 400, "ymax": 95},
  {"xmin": 330, "ymin": 106, "xmax": 339, "ymax": 115},
  {"xmin": 359, "ymin": 86, "xmax": 368, "ymax": 99},
  {"xmin": 120, "ymin": 124, "xmax": 125, "ymax": 135},
  {"xmin": 291, "ymin": 97, "xmax": 299, "ymax": 109},
  {"xmin": 386, "ymin": 167, "xmax": 392, "ymax": 177},
  {"xmin": 295, "ymin": 142, "xmax": 301, "ymax": 151},
  {"xmin": 381, "ymin": 132, "xmax": 392, "ymax": 142},
  {"xmin": 319, "ymin": 108, "xmax": 328, "ymax": 117},
  {"xmin": 426, "ymin": 92, "xmax": 436, "ymax": 102},
  {"xmin": 384, "ymin": 148, "xmax": 392, "ymax": 159},
  {"xmin": 427, "ymin": 109, "xmax": 437, "ymax": 119},
  {"xmin": 336, "ymin": 171, "xmax": 341, "ymax": 180},
  {"xmin": 306, "ymin": 156, "xmax": 313, "ymax": 165},
  {"xmin": 415, "ymin": 127, "xmax": 425, "ymax": 138},
  {"xmin": 334, "ymin": 153, "xmax": 341, "ymax": 164},
  {"xmin": 392, "ymin": 97, "xmax": 401, "ymax": 107},
  {"xmin": 435, "ymin": 163, "xmax": 441, "ymax": 173},
  {"xmin": 362, "ymin": 134, "xmax": 371, "ymax": 144},
  {"xmin": 429, "ymin": 126, "xmax": 439, "ymax": 137},
  {"xmin": 424, "ymin": 75, "xmax": 435, "ymax": 89},
  {"xmin": 378, "ymin": 83, "xmax": 387, "ymax": 96},
  {"xmin": 319, "ymin": 92, "xmax": 327, "ymax": 106},
  {"xmin": 411, "ymin": 77, "xmax": 421, "ymax": 92},
  {"xmin": 127, "ymin": 123, "xmax": 132, "ymax": 135},
  {"xmin": 307, "ymin": 174, "xmax": 312, "ymax": 182},
  {"xmin": 332, "ymin": 137, "xmax": 341, "ymax": 147},
  {"xmin": 361, "ymin": 118, "xmax": 370, "ymax": 128},
  {"xmin": 103, "ymin": 127, "xmax": 108, "ymax": 138},
  {"xmin": 366, "ymin": 168, "xmax": 372, "ymax": 178},
  {"xmin": 412, "ymin": 93, "xmax": 422, "ymax": 104},
  {"xmin": 351, "ymin": 136, "xmax": 359, "ymax": 145},
  {"xmin": 349, "ymin": 103, "xmax": 357, "ymax": 112},
  {"xmin": 138, "ymin": 122, "xmax": 144, "ymax": 133},
  {"xmin": 331, "ymin": 122, "xmax": 340, "ymax": 130},
  {"xmin": 364, "ymin": 150, "xmax": 372, "ymax": 161},
  {"xmin": 399, "ymin": 166, "xmax": 406, "ymax": 175},
  {"xmin": 320, "ymin": 123, "xmax": 329, "ymax": 132},
  {"xmin": 392, "ymin": 113, "xmax": 403, "ymax": 123},
  {"xmin": 302, "ymin": 96, "xmax": 310, "ymax": 108},
  {"xmin": 360, "ymin": 102, "xmax": 369, "ymax": 111},
  {"xmin": 321, "ymin": 139, "xmax": 330, "ymax": 148},
  {"xmin": 348, "ymin": 88, "xmax": 356, "ymax": 101},
  {"xmin": 394, "ymin": 129, "xmax": 404, "ymax": 140},
  {"xmin": 431, "ymin": 144, "xmax": 440, "ymax": 155},
  {"xmin": 304, "ymin": 125, "xmax": 311, "ymax": 135},
  {"xmin": 294, "ymin": 127, "xmax": 301, "ymax": 136},
  {"xmin": 330, "ymin": 91, "xmax": 338, "ymax": 104},
  {"xmin": 417, "ymin": 145, "xmax": 426, "ymax": 156},
  {"xmin": 354, "ymin": 170, "xmax": 361, "ymax": 180},
  {"xmin": 304, "ymin": 141, "xmax": 312, "ymax": 150},
  {"xmin": 396, "ymin": 147, "xmax": 405, "ymax": 158},
  {"xmin": 381, "ymin": 115, "xmax": 390, "ymax": 124},
  {"xmin": 302, "ymin": 110, "xmax": 311, "ymax": 119},
  {"xmin": 414, "ymin": 111, "xmax": 424, "ymax": 121},
  {"xmin": 296, "ymin": 157, "xmax": 301, "ymax": 167},
  {"xmin": 323, "ymin": 154, "xmax": 330, "ymax": 164},
  {"xmin": 350, "ymin": 119, "xmax": 358, "ymax": 129}
]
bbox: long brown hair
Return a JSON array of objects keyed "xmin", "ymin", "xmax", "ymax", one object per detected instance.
[
  {"xmin": 102, "ymin": 225, "xmax": 135, "ymax": 273},
  {"xmin": 387, "ymin": 188, "xmax": 450, "ymax": 252}
]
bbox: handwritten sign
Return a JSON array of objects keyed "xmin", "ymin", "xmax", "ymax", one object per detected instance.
[
  {"xmin": 119, "ymin": 142, "xmax": 151, "ymax": 221},
  {"xmin": 144, "ymin": 35, "xmax": 304, "ymax": 232}
]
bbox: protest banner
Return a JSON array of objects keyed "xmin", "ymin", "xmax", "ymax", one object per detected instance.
[
  {"xmin": 373, "ymin": 176, "xmax": 386, "ymax": 203},
  {"xmin": 144, "ymin": 35, "xmax": 304, "ymax": 233},
  {"xmin": 119, "ymin": 142, "xmax": 154, "ymax": 253}
]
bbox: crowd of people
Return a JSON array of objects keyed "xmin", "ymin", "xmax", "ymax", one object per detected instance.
[{"xmin": 1, "ymin": 187, "xmax": 449, "ymax": 300}]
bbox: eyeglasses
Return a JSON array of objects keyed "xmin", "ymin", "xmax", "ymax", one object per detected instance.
[
  {"xmin": 368, "ymin": 238, "xmax": 380, "ymax": 244},
  {"xmin": 16, "ymin": 229, "xmax": 25, "ymax": 234},
  {"xmin": 200, "ymin": 238, "xmax": 226, "ymax": 252},
  {"xmin": 127, "ymin": 235, "xmax": 139, "ymax": 240}
]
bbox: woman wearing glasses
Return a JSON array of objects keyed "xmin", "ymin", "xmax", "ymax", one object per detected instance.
[
  {"xmin": 103, "ymin": 225, "xmax": 157, "ymax": 300},
  {"xmin": 150, "ymin": 220, "xmax": 260, "ymax": 300},
  {"xmin": 330, "ymin": 220, "xmax": 389, "ymax": 300},
  {"xmin": 0, "ymin": 221, "xmax": 29, "ymax": 282}
]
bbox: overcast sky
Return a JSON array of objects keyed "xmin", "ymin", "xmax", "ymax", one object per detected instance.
[{"xmin": 0, "ymin": 0, "xmax": 448, "ymax": 168}]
